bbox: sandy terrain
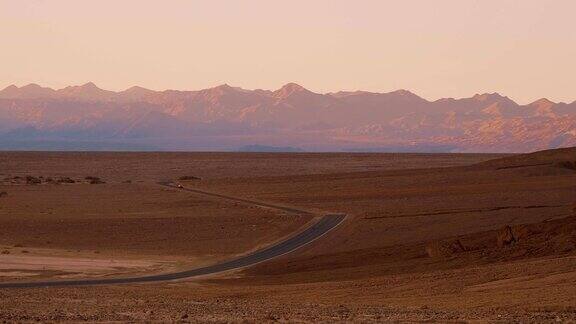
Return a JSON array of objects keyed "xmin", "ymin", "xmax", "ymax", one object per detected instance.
[
  {"xmin": 0, "ymin": 251, "xmax": 168, "ymax": 280},
  {"xmin": 0, "ymin": 150, "xmax": 575, "ymax": 322}
]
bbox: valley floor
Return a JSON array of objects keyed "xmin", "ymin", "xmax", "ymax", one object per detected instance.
[{"xmin": 0, "ymin": 150, "xmax": 575, "ymax": 322}]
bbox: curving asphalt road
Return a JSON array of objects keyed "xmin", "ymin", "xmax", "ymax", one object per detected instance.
[
  {"xmin": 160, "ymin": 182, "xmax": 315, "ymax": 216},
  {"xmin": 0, "ymin": 184, "xmax": 345, "ymax": 289}
]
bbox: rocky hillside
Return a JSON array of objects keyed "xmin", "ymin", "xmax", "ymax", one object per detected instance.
[{"xmin": 1, "ymin": 83, "xmax": 575, "ymax": 152}]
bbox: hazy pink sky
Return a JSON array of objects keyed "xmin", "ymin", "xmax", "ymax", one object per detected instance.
[{"xmin": 1, "ymin": 0, "xmax": 575, "ymax": 103}]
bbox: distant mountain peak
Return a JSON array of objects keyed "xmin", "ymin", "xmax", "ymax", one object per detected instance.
[
  {"xmin": 471, "ymin": 93, "xmax": 520, "ymax": 108},
  {"xmin": 282, "ymin": 82, "xmax": 306, "ymax": 90},
  {"xmin": 22, "ymin": 83, "xmax": 43, "ymax": 89},
  {"xmin": 0, "ymin": 83, "xmax": 56, "ymax": 98},
  {"xmin": 530, "ymin": 98, "xmax": 556, "ymax": 106},
  {"xmin": 388, "ymin": 89, "xmax": 427, "ymax": 102},
  {"xmin": 123, "ymin": 85, "xmax": 152, "ymax": 93},
  {"xmin": 205, "ymin": 83, "xmax": 246, "ymax": 93},
  {"xmin": 201, "ymin": 84, "xmax": 244, "ymax": 97},
  {"xmin": 56, "ymin": 82, "xmax": 114, "ymax": 100},
  {"xmin": 273, "ymin": 83, "xmax": 312, "ymax": 98},
  {"xmin": 215, "ymin": 83, "xmax": 233, "ymax": 89},
  {"xmin": 390, "ymin": 89, "xmax": 414, "ymax": 96},
  {"xmin": 79, "ymin": 82, "xmax": 100, "ymax": 89},
  {"xmin": 61, "ymin": 81, "xmax": 105, "ymax": 93},
  {"xmin": 1, "ymin": 84, "xmax": 18, "ymax": 91},
  {"xmin": 472, "ymin": 92, "xmax": 507, "ymax": 101},
  {"xmin": 0, "ymin": 84, "xmax": 20, "ymax": 98},
  {"xmin": 117, "ymin": 86, "xmax": 155, "ymax": 101}
]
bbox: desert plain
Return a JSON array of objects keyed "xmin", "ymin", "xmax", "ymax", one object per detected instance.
[{"xmin": 0, "ymin": 149, "xmax": 575, "ymax": 322}]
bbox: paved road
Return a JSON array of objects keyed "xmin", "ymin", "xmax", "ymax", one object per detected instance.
[
  {"xmin": 159, "ymin": 182, "xmax": 314, "ymax": 215},
  {"xmin": 0, "ymin": 184, "xmax": 345, "ymax": 289}
]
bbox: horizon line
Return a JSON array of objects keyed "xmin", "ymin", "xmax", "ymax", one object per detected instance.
[{"xmin": 1, "ymin": 81, "xmax": 574, "ymax": 106}]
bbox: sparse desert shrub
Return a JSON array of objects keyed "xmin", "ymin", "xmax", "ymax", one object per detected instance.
[
  {"xmin": 85, "ymin": 176, "xmax": 105, "ymax": 184},
  {"xmin": 25, "ymin": 175, "xmax": 41, "ymax": 185},
  {"xmin": 425, "ymin": 239, "xmax": 466, "ymax": 258},
  {"xmin": 265, "ymin": 312, "xmax": 280, "ymax": 321},
  {"xmin": 0, "ymin": 191, "xmax": 7, "ymax": 198},
  {"xmin": 57, "ymin": 177, "xmax": 76, "ymax": 184},
  {"xmin": 497, "ymin": 225, "xmax": 516, "ymax": 247},
  {"xmin": 1, "ymin": 250, "xmax": 9, "ymax": 254},
  {"xmin": 178, "ymin": 175, "xmax": 201, "ymax": 181},
  {"xmin": 555, "ymin": 161, "xmax": 576, "ymax": 170}
]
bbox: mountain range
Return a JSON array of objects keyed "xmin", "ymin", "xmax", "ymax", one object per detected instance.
[{"xmin": 1, "ymin": 82, "xmax": 575, "ymax": 152}]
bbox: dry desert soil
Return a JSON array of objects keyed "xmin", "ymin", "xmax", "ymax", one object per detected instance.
[{"xmin": 0, "ymin": 150, "xmax": 575, "ymax": 322}]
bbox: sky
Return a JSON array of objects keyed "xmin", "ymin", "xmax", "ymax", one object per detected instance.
[{"xmin": 1, "ymin": 0, "xmax": 575, "ymax": 104}]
